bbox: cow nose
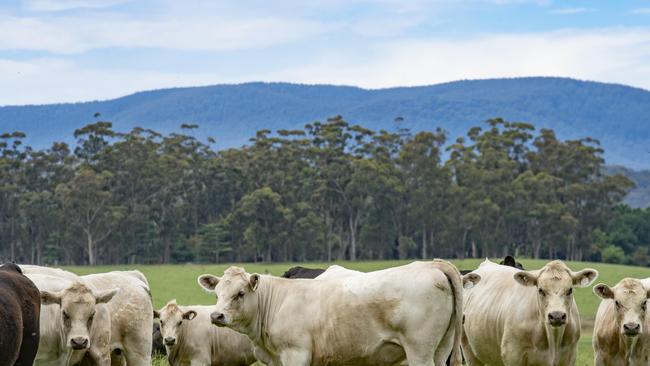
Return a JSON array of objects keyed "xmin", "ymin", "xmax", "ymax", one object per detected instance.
[
  {"xmin": 211, "ymin": 312, "xmax": 226, "ymax": 326},
  {"xmin": 548, "ymin": 311, "xmax": 567, "ymax": 327},
  {"xmin": 164, "ymin": 337, "xmax": 176, "ymax": 346},
  {"xmin": 70, "ymin": 337, "xmax": 89, "ymax": 350},
  {"xmin": 624, "ymin": 322, "xmax": 641, "ymax": 336}
]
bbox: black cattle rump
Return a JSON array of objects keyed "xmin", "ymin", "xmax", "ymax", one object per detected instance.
[
  {"xmin": 281, "ymin": 266, "xmax": 326, "ymax": 279},
  {"xmin": 0, "ymin": 263, "xmax": 41, "ymax": 366}
]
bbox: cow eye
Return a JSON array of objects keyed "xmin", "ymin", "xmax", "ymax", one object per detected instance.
[
  {"xmin": 177, "ymin": 321, "xmax": 182, "ymax": 326},
  {"xmin": 238, "ymin": 290, "xmax": 245, "ymax": 298},
  {"xmin": 160, "ymin": 321, "xmax": 164, "ymax": 327},
  {"xmin": 538, "ymin": 289, "xmax": 545, "ymax": 296},
  {"xmin": 642, "ymin": 301, "xmax": 647, "ymax": 311},
  {"xmin": 566, "ymin": 288, "xmax": 573, "ymax": 296},
  {"xmin": 62, "ymin": 311, "xmax": 70, "ymax": 320},
  {"xmin": 615, "ymin": 301, "xmax": 621, "ymax": 308}
]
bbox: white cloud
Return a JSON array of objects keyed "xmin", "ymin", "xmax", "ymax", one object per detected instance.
[
  {"xmin": 548, "ymin": 8, "xmax": 595, "ymax": 15},
  {"xmin": 0, "ymin": 15, "xmax": 336, "ymax": 54},
  {"xmin": 23, "ymin": 0, "xmax": 131, "ymax": 12},
  {"xmin": 258, "ymin": 27, "xmax": 650, "ymax": 90},
  {"xmin": 2, "ymin": 27, "xmax": 650, "ymax": 105}
]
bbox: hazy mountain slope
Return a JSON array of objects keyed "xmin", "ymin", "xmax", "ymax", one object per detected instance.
[{"xmin": 1, "ymin": 77, "xmax": 649, "ymax": 170}]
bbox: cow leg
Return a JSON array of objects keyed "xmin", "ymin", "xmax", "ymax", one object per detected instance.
[
  {"xmin": 122, "ymin": 343, "xmax": 151, "ymax": 366},
  {"xmin": 254, "ymin": 346, "xmax": 280, "ymax": 366},
  {"xmin": 279, "ymin": 348, "xmax": 311, "ymax": 366}
]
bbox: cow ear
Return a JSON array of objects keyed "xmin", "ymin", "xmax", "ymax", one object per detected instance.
[
  {"xmin": 40, "ymin": 290, "xmax": 62, "ymax": 305},
  {"xmin": 198, "ymin": 274, "xmax": 220, "ymax": 292},
  {"xmin": 153, "ymin": 310, "xmax": 160, "ymax": 319},
  {"xmin": 572, "ymin": 269, "xmax": 598, "ymax": 288},
  {"xmin": 594, "ymin": 284, "xmax": 614, "ymax": 299},
  {"xmin": 514, "ymin": 271, "xmax": 537, "ymax": 287},
  {"xmin": 183, "ymin": 310, "xmax": 197, "ymax": 320},
  {"xmin": 95, "ymin": 288, "xmax": 119, "ymax": 304},
  {"xmin": 462, "ymin": 273, "xmax": 481, "ymax": 289},
  {"xmin": 249, "ymin": 274, "xmax": 260, "ymax": 291}
]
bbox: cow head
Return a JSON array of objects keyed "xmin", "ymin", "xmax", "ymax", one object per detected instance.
[
  {"xmin": 40, "ymin": 282, "xmax": 118, "ymax": 350},
  {"xmin": 154, "ymin": 300, "xmax": 197, "ymax": 347},
  {"xmin": 594, "ymin": 278, "xmax": 650, "ymax": 337},
  {"xmin": 198, "ymin": 266, "xmax": 260, "ymax": 333},
  {"xmin": 514, "ymin": 260, "xmax": 597, "ymax": 328}
]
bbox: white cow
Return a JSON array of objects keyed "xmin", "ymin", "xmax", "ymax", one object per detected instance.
[
  {"xmin": 82, "ymin": 271, "xmax": 154, "ymax": 366},
  {"xmin": 27, "ymin": 273, "xmax": 117, "ymax": 366},
  {"xmin": 462, "ymin": 259, "xmax": 598, "ymax": 366},
  {"xmin": 154, "ymin": 300, "xmax": 256, "ymax": 366},
  {"xmin": 198, "ymin": 260, "xmax": 466, "ymax": 366},
  {"xmin": 593, "ymin": 277, "xmax": 650, "ymax": 366}
]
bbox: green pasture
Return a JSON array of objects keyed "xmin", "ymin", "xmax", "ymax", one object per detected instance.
[{"xmin": 64, "ymin": 259, "xmax": 650, "ymax": 365}]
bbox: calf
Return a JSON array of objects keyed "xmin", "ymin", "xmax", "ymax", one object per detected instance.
[
  {"xmin": 154, "ymin": 300, "xmax": 256, "ymax": 366},
  {"xmin": 82, "ymin": 271, "xmax": 154, "ymax": 366},
  {"xmin": 462, "ymin": 259, "xmax": 597, "ymax": 365},
  {"xmin": 29, "ymin": 273, "xmax": 117, "ymax": 366},
  {"xmin": 593, "ymin": 278, "xmax": 650, "ymax": 365},
  {"xmin": 199, "ymin": 260, "xmax": 466, "ymax": 366},
  {"xmin": 0, "ymin": 263, "xmax": 41, "ymax": 366}
]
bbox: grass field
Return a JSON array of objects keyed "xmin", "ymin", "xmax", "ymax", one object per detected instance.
[{"xmin": 64, "ymin": 259, "xmax": 650, "ymax": 365}]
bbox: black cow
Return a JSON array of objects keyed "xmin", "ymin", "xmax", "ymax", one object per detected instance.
[
  {"xmin": 152, "ymin": 322, "xmax": 166, "ymax": 356},
  {"xmin": 460, "ymin": 255, "xmax": 524, "ymax": 275},
  {"xmin": 281, "ymin": 266, "xmax": 326, "ymax": 279},
  {"xmin": 0, "ymin": 263, "xmax": 41, "ymax": 366}
]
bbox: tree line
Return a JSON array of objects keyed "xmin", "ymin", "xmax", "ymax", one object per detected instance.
[{"xmin": 0, "ymin": 117, "xmax": 643, "ymax": 266}]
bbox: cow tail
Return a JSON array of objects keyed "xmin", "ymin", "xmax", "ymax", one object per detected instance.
[{"xmin": 433, "ymin": 259, "xmax": 463, "ymax": 366}]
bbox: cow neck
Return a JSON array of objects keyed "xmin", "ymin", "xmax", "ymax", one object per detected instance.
[
  {"xmin": 249, "ymin": 276, "xmax": 283, "ymax": 348},
  {"xmin": 619, "ymin": 331, "xmax": 643, "ymax": 363},
  {"xmin": 543, "ymin": 323, "xmax": 566, "ymax": 365}
]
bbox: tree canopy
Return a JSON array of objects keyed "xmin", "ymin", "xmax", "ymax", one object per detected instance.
[{"xmin": 0, "ymin": 117, "xmax": 639, "ymax": 265}]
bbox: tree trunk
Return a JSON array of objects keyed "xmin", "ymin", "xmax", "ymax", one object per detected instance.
[
  {"xmin": 533, "ymin": 239, "xmax": 542, "ymax": 259},
  {"xmin": 348, "ymin": 215, "xmax": 357, "ymax": 261},
  {"xmin": 87, "ymin": 230, "xmax": 95, "ymax": 266},
  {"xmin": 421, "ymin": 227, "xmax": 427, "ymax": 259}
]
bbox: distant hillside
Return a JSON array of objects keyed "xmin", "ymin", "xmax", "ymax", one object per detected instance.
[
  {"xmin": 605, "ymin": 166, "xmax": 650, "ymax": 208},
  {"xmin": 1, "ymin": 77, "xmax": 649, "ymax": 170}
]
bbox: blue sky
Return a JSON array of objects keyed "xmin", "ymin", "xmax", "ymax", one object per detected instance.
[{"xmin": 1, "ymin": 0, "xmax": 649, "ymax": 105}]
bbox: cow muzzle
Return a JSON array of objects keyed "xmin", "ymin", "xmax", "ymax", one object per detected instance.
[
  {"xmin": 211, "ymin": 312, "xmax": 227, "ymax": 326},
  {"xmin": 164, "ymin": 337, "xmax": 176, "ymax": 346},
  {"xmin": 623, "ymin": 322, "xmax": 641, "ymax": 337},
  {"xmin": 70, "ymin": 337, "xmax": 89, "ymax": 350},
  {"xmin": 547, "ymin": 311, "xmax": 567, "ymax": 327}
]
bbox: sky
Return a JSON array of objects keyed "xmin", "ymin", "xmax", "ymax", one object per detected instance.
[{"xmin": 1, "ymin": 0, "xmax": 649, "ymax": 105}]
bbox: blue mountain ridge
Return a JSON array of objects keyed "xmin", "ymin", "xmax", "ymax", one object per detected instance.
[{"xmin": 1, "ymin": 77, "xmax": 648, "ymax": 172}]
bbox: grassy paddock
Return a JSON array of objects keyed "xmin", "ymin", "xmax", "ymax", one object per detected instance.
[{"xmin": 64, "ymin": 259, "xmax": 650, "ymax": 365}]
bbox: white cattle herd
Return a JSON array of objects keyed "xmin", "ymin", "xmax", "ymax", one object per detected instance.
[{"xmin": 6, "ymin": 258, "xmax": 650, "ymax": 365}]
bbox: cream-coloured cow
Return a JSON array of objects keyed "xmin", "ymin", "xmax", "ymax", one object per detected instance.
[
  {"xmin": 198, "ymin": 260, "xmax": 465, "ymax": 366},
  {"xmin": 462, "ymin": 259, "xmax": 598, "ymax": 366},
  {"xmin": 82, "ymin": 271, "xmax": 154, "ymax": 366},
  {"xmin": 153, "ymin": 300, "xmax": 256, "ymax": 366},
  {"xmin": 27, "ymin": 273, "xmax": 117, "ymax": 366},
  {"xmin": 593, "ymin": 278, "xmax": 650, "ymax": 365}
]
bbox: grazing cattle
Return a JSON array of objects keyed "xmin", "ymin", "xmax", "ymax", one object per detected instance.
[
  {"xmin": 459, "ymin": 255, "xmax": 524, "ymax": 275},
  {"xmin": 199, "ymin": 260, "xmax": 466, "ymax": 366},
  {"xmin": 154, "ymin": 300, "xmax": 256, "ymax": 366},
  {"xmin": 152, "ymin": 322, "xmax": 166, "ymax": 356},
  {"xmin": 82, "ymin": 271, "xmax": 154, "ymax": 366},
  {"xmin": 0, "ymin": 263, "xmax": 41, "ymax": 366},
  {"xmin": 593, "ymin": 278, "xmax": 650, "ymax": 365},
  {"xmin": 462, "ymin": 259, "xmax": 598, "ymax": 366},
  {"xmin": 28, "ymin": 273, "xmax": 117, "ymax": 366},
  {"xmin": 281, "ymin": 266, "xmax": 326, "ymax": 279}
]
